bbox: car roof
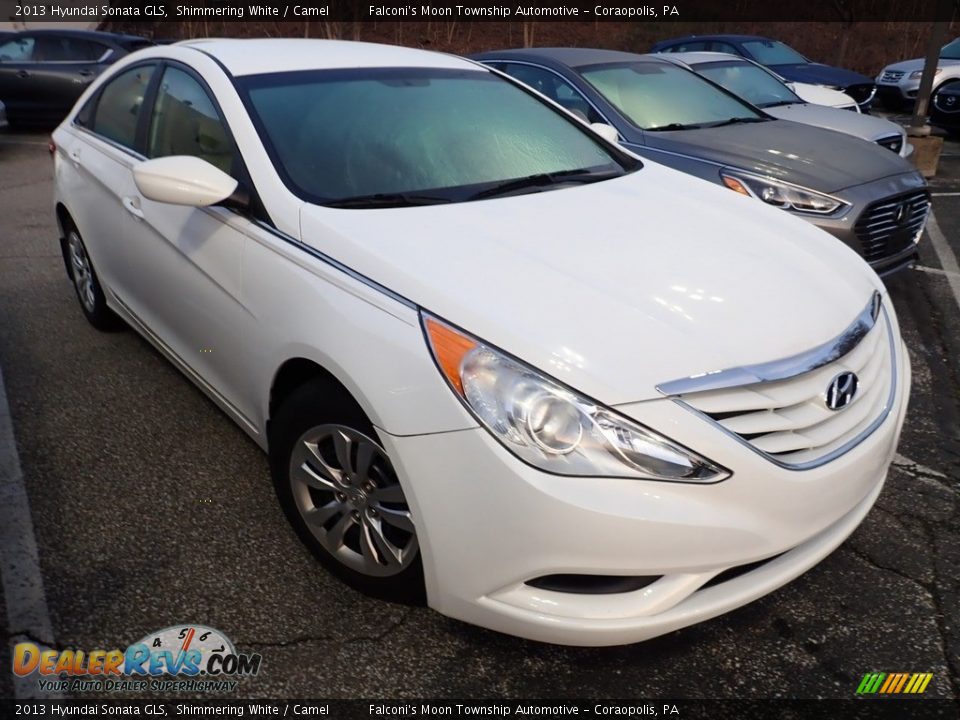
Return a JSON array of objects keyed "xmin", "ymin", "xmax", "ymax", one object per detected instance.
[
  {"xmin": 12, "ymin": 29, "xmax": 148, "ymax": 44},
  {"xmin": 659, "ymin": 34, "xmax": 772, "ymax": 44},
  {"xmin": 472, "ymin": 47, "xmax": 665, "ymax": 69},
  {"xmin": 178, "ymin": 38, "xmax": 479, "ymax": 76},
  {"xmin": 665, "ymin": 51, "xmax": 752, "ymax": 65}
]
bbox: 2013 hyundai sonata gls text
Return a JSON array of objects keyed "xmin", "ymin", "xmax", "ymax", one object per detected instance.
[{"xmin": 52, "ymin": 39, "xmax": 910, "ymax": 646}]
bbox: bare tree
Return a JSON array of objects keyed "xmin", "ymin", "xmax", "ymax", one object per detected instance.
[{"xmin": 830, "ymin": 0, "xmax": 855, "ymax": 67}]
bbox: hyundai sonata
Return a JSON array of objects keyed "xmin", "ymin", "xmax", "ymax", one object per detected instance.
[
  {"xmin": 472, "ymin": 47, "xmax": 929, "ymax": 277},
  {"xmin": 52, "ymin": 39, "xmax": 909, "ymax": 646}
]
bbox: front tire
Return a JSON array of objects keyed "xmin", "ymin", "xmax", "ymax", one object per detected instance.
[{"xmin": 269, "ymin": 379, "xmax": 425, "ymax": 604}]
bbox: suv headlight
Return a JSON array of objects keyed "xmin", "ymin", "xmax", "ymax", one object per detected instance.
[
  {"xmin": 910, "ymin": 68, "xmax": 942, "ymax": 79},
  {"xmin": 422, "ymin": 314, "xmax": 729, "ymax": 483},
  {"xmin": 720, "ymin": 170, "xmax": 847, "ymax": 215}
]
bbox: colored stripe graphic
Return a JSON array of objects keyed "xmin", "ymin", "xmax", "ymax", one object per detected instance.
[{"xmin": 856, "ymin": 672, "xmax": 932, "ymax": 694}]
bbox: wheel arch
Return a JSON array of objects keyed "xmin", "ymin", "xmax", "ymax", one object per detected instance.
[
  {"xmin": 55, "ymin": 202, "xmax": 75, "ymax": 278},
  {"xmin": 267, "ymin": 357, "xmax": 373, "ymax": 445}
]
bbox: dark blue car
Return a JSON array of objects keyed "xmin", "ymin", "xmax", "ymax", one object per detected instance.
[{"xmin": 651, "ymin": 34, "xmax": 876, "ymax": 111}]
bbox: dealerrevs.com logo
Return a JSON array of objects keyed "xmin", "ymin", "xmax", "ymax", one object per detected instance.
[{"xmin": 13, "ymin": 625, "xmax": 262, "ymax": 693}]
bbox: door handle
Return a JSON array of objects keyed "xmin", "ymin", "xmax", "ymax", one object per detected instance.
[
  {"xmin": 122, "ymin": 196, "xmax": 145, "ymax": 220},
  {"xmin": 69, "ymin": 149, "xmax": 81, "ymax": 166},
  {"xmin": 16, "ymin": 70, "xmax": 28, "ymax": 79},
  {"xmin": 78, "ymin": 69, "xmax": 94, "ymax": 78}
]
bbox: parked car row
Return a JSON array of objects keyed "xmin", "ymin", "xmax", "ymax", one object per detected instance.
[
  {"xmin": 51, "ymin": 37, "xmax": 915, "ymax": 647},
  {"xmin": 0, "ymin": 29, "xmax": 153, "ymax": 127},
  {"xmin": 473, "ymin": 47, "xmax": 926, "ymax": 277}
]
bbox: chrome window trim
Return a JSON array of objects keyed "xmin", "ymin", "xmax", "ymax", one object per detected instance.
[
  {"xmin": 671, "ymin": 300, "xmax": 896, "ymax": 471},
  {"xmin": 657, "ymin": 291, "xmax": 881, "ymax": 396},
  {"xmin": 72, "ymin": 123, "xmax": 146, "ymax": 165}
]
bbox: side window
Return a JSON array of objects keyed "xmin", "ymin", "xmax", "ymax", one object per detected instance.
[
  {"xmin": 147, "ymin": 66, "xmax": 234, "ymax": 175},
  {"xmin": 710, "ymin": 42, "xmax": 741, "ymax": 56},
  {"xmin": 91, "ymin": 64, "xmax": 155, "ymax": 149},
  {"xmin": 0, "ymin": 36, "xmax": 36, "ymax": 62},
  {"xmin": 500, "ymin": 63, "xmax": 602, "ymax": 124},
  {"xmin": 61, "ymin": 38, "xmax": 109, "ymax": 62},
  {"xmin": 669, "ymin": 41, "xmax": 708, "ymax": 52}
]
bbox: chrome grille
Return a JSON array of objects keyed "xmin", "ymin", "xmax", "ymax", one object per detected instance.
[
  {"xmin": 880, "ymin": 70, "xmax": 904, "ymax": 83},
  {"xmin": 854, "ymin": 190, "xmax": 929, "ymax": 263},
  {"xmin": 678, "ymin": 302, "xmax": 895, "ymax": 469},
  {"xmin": 875, "ymin": 134, "xmax": 903, "ymax": 154}
]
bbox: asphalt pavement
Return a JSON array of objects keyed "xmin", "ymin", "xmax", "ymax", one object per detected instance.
[{"xmin": 0, "ymin": 130, "xmax": 958, "ymax": 700}]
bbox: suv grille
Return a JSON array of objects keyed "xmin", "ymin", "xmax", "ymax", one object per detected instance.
[
  {"xmin": 854, "ymin": 190, "xmax": 930, "ymax": 263},
  {"xmin": 880, "ymin": 70, "xmax": 905, "ymax": 83},
  {"xmin": 845, "ymin": 83, "xmax": 876, "ymax": 105},
  {"xmin": 875, "ymin": 134, "xmax": 903, "ymax": 154},
  {"xmin": 679, "ymin": 307, "xmax": 894, "ymax": 467}
]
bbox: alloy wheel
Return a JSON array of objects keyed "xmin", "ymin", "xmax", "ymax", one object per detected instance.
[
  {"xmin": 288, "ymin": 425, "xmax": 417, "ymax": 577},
  {"xmin": 68, "ymin": 231, "xmax": 96, "ymax": 314}
]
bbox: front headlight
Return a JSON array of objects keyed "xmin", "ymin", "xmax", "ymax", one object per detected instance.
[
  {"xmin": 720, "ymin": 170, "xmax": 847, "ymax": 215},
  {"xmin": 910, "ymin": 68, "xmax": 942, "ymax": 79},
  {"xmin": 422, "ymin": 314, "xmax": 729, "ymax": 483}
]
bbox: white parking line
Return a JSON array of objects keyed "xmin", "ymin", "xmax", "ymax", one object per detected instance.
[
  {"xmin": 930, "ymin": 191, "xmax": 960, "ymax": 196},
  {"xmin": 924, "ymin": 210, "xmax": 960, "ymax": 313},
  {"xmin": 0, "ymin": 368, "xmax": 61, "ymax": 699},
  {"xmin": 914, "ymin": 264, "xmax": 960, "ymax": 278}
]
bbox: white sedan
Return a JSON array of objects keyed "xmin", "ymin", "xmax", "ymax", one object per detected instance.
[
  {"xmin": 667, "ymin": 52, "xmax": 911, "ymax": 157},
  {"xmin": 52, "ymin": 39, "xmax": 909, "ymax": 646}
]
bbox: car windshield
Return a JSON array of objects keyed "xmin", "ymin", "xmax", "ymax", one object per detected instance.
[
  {"xmin": 693, "ymin": 60, "xmax": 802, "ymax": 108},
  {"xmin": 941, "ymin": 38, "xmax": 960, "ymax": 59},
  {"xmin": 578, "ymin": 61, "xmax": 764, "ymax": 131},
  {"xmin": 238, "ymin": 67, "xmax": 633, "ymax": 206},
  {"xmin": 741, "ymin": 40, "xmax": 808, "ymax": 65}
]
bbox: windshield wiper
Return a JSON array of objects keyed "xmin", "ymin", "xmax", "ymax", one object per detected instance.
[
  {"xmin": 646, "ymin": 122, "xmax": 702, "ymax": 131},
  {"xmin": 708, "ymin": 116, "xmax": 768, "ymax": 127},
  {"xmin": 760, "ymin": 100, "xmax": 799, "ymax": 109},
  {"xmin": 469, "ymin": 168, "xmax": 622, "ymax": 201},
  {"xmin": 325, "ymin": 192, "xmax": 453, "ymax": 209}
]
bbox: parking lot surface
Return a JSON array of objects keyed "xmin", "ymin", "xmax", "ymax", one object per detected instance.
[{"xmin": 0, "ymin": 130, "xmax": 958, "ymax": 700}]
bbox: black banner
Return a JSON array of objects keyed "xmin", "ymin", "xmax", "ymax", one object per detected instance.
[
  {"xmin": 1, "ymin": 0, "xmax": 960, "ymax": 23},
  {"xmin": 2, "ymin": 700, "xmax": 959, "ymax": 719}
]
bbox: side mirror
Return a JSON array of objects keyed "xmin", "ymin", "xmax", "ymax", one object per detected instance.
[
  {"xmin": 133, "ymin": 156, "xmax": 239, "ymax": 208},
  {"xmin": 589, "ymin": 122, "xmax": 620, "ymax": 144}
]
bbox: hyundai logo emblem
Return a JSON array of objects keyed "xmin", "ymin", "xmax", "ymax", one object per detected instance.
[
  {"xmin": 825, "ymin": 372, "xmax": 859, "ymax": 411},
  {"xmin": 894, "ymin": 202, "xmax": 909, "ymax": 225}
]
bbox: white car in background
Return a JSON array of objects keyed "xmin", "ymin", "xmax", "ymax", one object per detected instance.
[
  {"xmin": 52, "ymin": 38, "xmax": 909, "ymax": 646},
  {"xmin": 791, "ymin": 81, "xmax": 860, "ymax": 111},
  {"xmin": 667, "ymin": 52, "xmax": 911, "ymax": 157}
]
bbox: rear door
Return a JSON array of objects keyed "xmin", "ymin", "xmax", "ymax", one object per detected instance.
[
  {"xmin": 63, "ymin": 63, "xmax": 158, "ymax": 300},
  {"xmin": 0, "ymin": 35, "xmax": 38, "ymax": 118},
  {"xmin": 29, "ymin": 36, "xmax": 112, "ymax": 121}
]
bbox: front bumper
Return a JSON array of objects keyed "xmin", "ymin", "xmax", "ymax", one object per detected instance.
[
  {"xmin": 382, "ymin": 342, "xmax": 910, "ymax": 646},
  {"xmin": 876, "ymin": 78, "xmax": 920, "ymax": 104}
]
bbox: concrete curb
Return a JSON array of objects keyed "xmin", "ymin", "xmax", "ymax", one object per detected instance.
[{"xmin": 0, "ymin": 366, "xmax": 62, "ymax": 699}]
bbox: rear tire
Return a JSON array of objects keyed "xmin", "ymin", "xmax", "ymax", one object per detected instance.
[
  {"xmin": 64, "ymin": 226, "xmax": 120, "ymax": 331},
  {"xmin": 269, "ymin": 378, "xmax": 425, "ymax": 604}
]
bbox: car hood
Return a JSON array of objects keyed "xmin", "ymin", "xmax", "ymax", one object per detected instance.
[
  {"xmin": 642, "ymin": 119, "xmax": 912, "ymax": 192},
  {"xmin": 299, "ymin": 162, "xmax": 882, "ymax": 405},
  {"xmin": 767, "ymin": 62, "xmax": 872, "ymax": 86},
  {"xmin": 790, "ymin": 82, "xmax": 857, "ymax": 108},
  {"xmin": 764, "ymin": 103, "xmax": 903, "ymax": 143},
  {"xmin": 882, "ymin": 57, "xmax": 960, "ymax": 73}
]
